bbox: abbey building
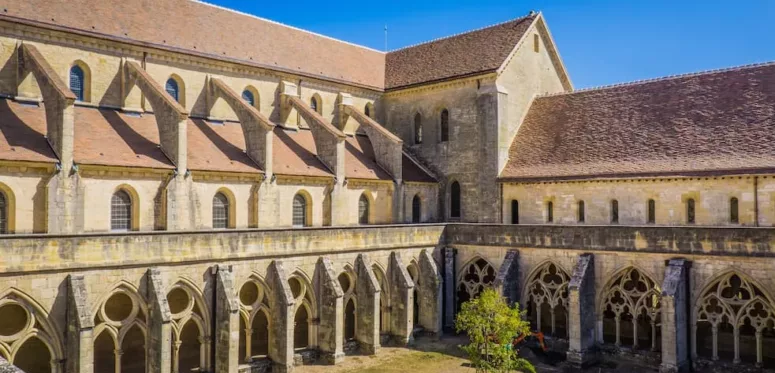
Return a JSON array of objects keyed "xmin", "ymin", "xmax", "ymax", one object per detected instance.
[{"xmin": 0, "ymin": 1, "xmax": 773, "ymax": 372}]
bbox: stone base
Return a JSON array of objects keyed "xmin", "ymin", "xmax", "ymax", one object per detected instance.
[
  {"xmin": 566, "ymin": 347, "xmax": 598, "ymax": 368},
  {"xmin": 357, "ymin": 341, "xmax": 380, "ymax": 355},
  {"xmin": 237, "ymin": 358, "xmax": 273, "ymax": 373},
  {"xmin": 318, "ymin": 351, "xmax": 345, "ymax": 365},
  {"xmin": 659, "ymin": 361, "xmax": 690, "ymax": 373},
  {"xmin": 292, "ymin": 349, "xmax": 319, "ymax": 366},
  {"xmin": 271, "ymin": 361, "xmax": 294, "ymax": 373}
]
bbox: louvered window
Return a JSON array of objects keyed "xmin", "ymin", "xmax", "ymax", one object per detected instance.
[
  {"xmin": 293, "ymin": 194, "xmax": 307, "ymax": 227},
  {"xmin": 165, "ymin": 78, "xmax": 179, "ymax": 102},
  {"xmin": 412, "ymin": 195, "xmax": 421, "ymax": 223},
  {"xmin": 111, "ymin": 190, "xmax": 132, "ymax": 231},
  {"xmin": 70, "ymin": 65, "xmax": 85, "ymax": 101},
  {"xmin": 687, "ymin": 199, "xmax": 695, "ymax": 224},
  {"xmin": 242, "ymin": 90, "xmax": 255, "ymax": 106},
  {"xmin": 358, "ymin": 195, "xmax": 370, "ymax": 225},
  {"xmin": 213, "ymin": 192, "xmax": 229, "ymax": 229},
  {"xmin": 0, "ymin": 192, "xmax": 6, "ymax": 234}
]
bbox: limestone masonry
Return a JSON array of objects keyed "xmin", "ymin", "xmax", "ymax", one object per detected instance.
[{"xmin": 0, "ymin": 1, "xmax": 772, "ymax": 372}]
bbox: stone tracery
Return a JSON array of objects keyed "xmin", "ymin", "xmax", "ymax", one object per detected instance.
[
  {"xmin": 92, "ymin": 284, "xmax": 148, "ymax": 373},
  {"xmin": 166, "ymin": 280, "xmax": 209, "ymax": 373},
  {"xmin": 456, "ymin": 258, "xmax": 495, "ymax": 311},
  {"xmin": 601, "ymin": 267, "xmax": 661, "ymax": 351},
  {"xmin": 525, "ymin": 261, "xmax": 570, "ymax": 337},
  {"xmin": 238, "ymin": 276, "xmax": 272, "ymax": 363},
  {"xmin": 0, "ymin": 290, "xmax": 62, "ymax": 373}
]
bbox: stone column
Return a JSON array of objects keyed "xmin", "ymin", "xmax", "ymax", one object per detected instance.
[
  {"xmin": 214, "ymin": 266, "xmax": 240, "ymax": 373},
  {"xmin": 267, "ymin": 261, "xmax": 295, "ymax": 373},
  {"xmin": 493, "ymin": 250, "xmax": 519, "ymax": 306},
  {"xmin": 417, "ymin": 249, "xmax": 442, "ymax": 335},
  {"xmin": 660, "ymin": 259, "xmax": 690, "ymax": 373},
  {"xmin": 146, "ymin": 268, "xmax": 172, "ymax": 373},
  {"xmin": 66, "ymin": 274, "xmax": 94, "ymax": 373},
  {"xmin": 388, "ymin": 252, "xmax": 414, "ymax": 345},
  {"xmin": 566, "ymin": 253, "xmax": 597, "ymax": 367},
  {"xmin": 314, "ymin": 257, "xmax": 344, "ymax": 364},
  {"xmin": 442, "ymin": 247, "xmax": 456, "ymax": 331},
  {"xmin": 354, "ymin": 254, "xmax": 381, "ymax": 354}
]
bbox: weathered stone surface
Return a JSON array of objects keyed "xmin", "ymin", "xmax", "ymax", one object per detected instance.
[
  {"xmin": 215, "ymin": 265, "xmax": 240, "ymax": 373},
  {"xmin": 313, "ymin": 257, "xmax": 344, "ymax": 364},
  {"xmin": 493, "ymin": 249, "xmax": 519, "ymax": 305},
  {"xmin": 66, "ymin": 274, "xmax": 94, "ymax": 373},
  {"xmin": 660, "ymin": 259, "xmax": 690, "ymax": 373},
  {"xmin": 417, "ymin": 249, "xmax": 442, "ymax": 334},
  {"xmin": 267, "ymin": 260, "xmax": 295, "ymax": 373},
  {"xmin": 147, "ymin": 267, "xmax": 173, "ymax": 373},
  {"xmin": 567, "ymin": 253, "xmax": 596, "ymax": 367},
  {"xmin": 388, "ymin": 252, "xmax": 414, "ymax": 345},
  {"xmin": 354, "ymin": 254, "xmax": 381, "ymax": 354}
]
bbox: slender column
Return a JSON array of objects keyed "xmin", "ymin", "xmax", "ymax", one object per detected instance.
[
  {"xmin": 712, "ymin": 325, "xmax": 719, "ymax": 361},
  {"xmin": 198, "ymin": 337, "xmax": 207, "ymax": 371},
  {"xmin": 632, "ymin": 318, "xmax": 639, "ymax": 349},
  {"xmin": 756, "ymin": 330, "xmax": 763, "ymax": 366},
  {"xmin": 114, "ymin": 349, "xmax": 122, "ymax": 373},
  {"xmin": 550, "ymin": 307, "xmax": 556, "ymax": 335},
  {"xmin": 615, "ymin": 315, "xmax": 621, "ymax": 347},
  {"xmin": 733, "ymin": 327, "xmax": 740, "ymax": 364},
  {"xmin": 536, "ymin": 303, "xmax": 542, "ymax": 331},
  {"xmin": 244, "ymin": 329, "xmax": 253, "ymax": 361},
  {"xmin": 651, "ymin": 321, "xmax": 657, "ymax": 351},
  {"xmin": 172, "ymin": 341, "xmax": 181, "ymax": 373}
]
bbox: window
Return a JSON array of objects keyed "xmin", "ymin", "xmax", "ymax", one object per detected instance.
[
  {"xmin": 293, "ymin": 194, "xmax": 308, "ymax": 227},
  {"xmin": 358, "ymin": 194, "xmax": 370, "ymax": 225},
  {"xmin": 533, "ymin": 34, "xmax": 540, "ymax": 53},
  {"xmin": 440, "ymin": 109, "xmax": 449, "ymax": 142},
  {"xmin": 69, "ymin": 65, "xmax": 85, "ymax": 101},
  {"xmin": 412, "ymin": 194, "xmax": 421, "ymax": 223},
  {"xmin": 364, "ymin": 104, "xmax": 371, "ymax": 118},
  {"xmin": 0, "ymin": 191, "xmax": 6, "ymax": 234},
  {"xmin": 611, "ymin": 200, "xmax": 619, "ymax": 224},
  {"xmin": 511, "ymin": 200, "xmax": 519, "ymax": 224},
  {"xmin": 212, "ymin": 192, "xmax": 229, "ymax": 229},
  {"xmin": 111, "ymin": 190, "xmax": 132, "ymax": 231},
  {"xmin": 310, "ymin": 97, "xmax": 319, "ymax": 113},
  {"xmin": 242, "ymin": 90, "xmax": 255, "ymax": 107},
  {"xmin": 730, "ymin": 197, "xmax": 739, "ymax": 224},
  {"xmin": 450, "ymin": 181, "xmax": 461, "ymax": 219},
  {"xmin": 647, "ymin": 199, "xmax": 656, "ymax": 224},
  {"xmin": 687, "ymin": 198, "xmax": 695, "ymax": 224},
  {"xmin": 165, "ymin": 78, "xmax": 179, "ymax": 102},
  {"xmin": 414, "ymin": 113, "xmax": 423, "ymax": 144},
  {"xmin": 547, "ymin": 201, "xmax": 553, "ymax": 223},
  {"xmin": 577, "ymin": 201, "xmax": 585, "ymax": 223}
]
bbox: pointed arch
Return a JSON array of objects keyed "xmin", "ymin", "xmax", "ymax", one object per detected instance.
[
  {"xmin": 413, "ymin": 112, "xmax": 423, "ymax": 145},
  {"xmin": 310, "ymin": 93, "xmax": 323, "ymax": 115},
  {"xmin": 112, "ymin": 184, "xmax": 140, "ymax": 231},
  {"xmin": 213, "ymin": 187, "xmax": 236, "ymax": 229},
  {"xmin": 522, "ymin": 260, "xmax": 571, "ymax": 337},
  {"xmin": 599, "ymin": 266, "xmax": 661, "ymax": 350},
  {"xmin": 0, "ymin": 288, "xmax": 64, "ymax": 370},
  {"xmin": 241, "ymin": 85, "xmax": 260, "ymax": 110},
  {"xmin": 456, "ymin": 257, "xmax": 496, "ymax": 311},
  {"xmin": 0, "ymin": 181, "xmax": 15, "ymax": 234},
  {"xmin": 69, "ymin": 60, "xmax": 91, "ymax": 102},
  {"xmin": 165, "ymin": 74, "xmax": 185, "ymax": 106},
  {"xmin": 358, "ymin": 192, "xmax": 372, "ymax": 225}
]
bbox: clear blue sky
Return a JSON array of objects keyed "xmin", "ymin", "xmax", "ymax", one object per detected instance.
[{"xmin": 208, "ymin": 0, "xmax": 774, "ymax": 88}]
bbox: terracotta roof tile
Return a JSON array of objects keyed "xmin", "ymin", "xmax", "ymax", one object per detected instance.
[
  {"xmin": 344, "ymin": 135, "xmax": 392, "ymax": 180},
  {"xmin": 402, "ymin": 153, "xmax": 437, "ymax": 183},
  {"xmin": 385, "ymin": 15, "xmax": 536, "ymax": 89},
  {"xmin": 272, "ymin": 128, "xmax": 332, "ymax": 178},
  {"xmin": 500, "ymin": 63, "xmax": 775, "ymax": 181},
  {"xmin": 0, "ymin": 100, "xmax": 58, "ymax": 164},
  {"xmin": 2, "ymin": 0, "xmax": 385, "ymax": 89},
  {"xmin": 187, "ymin": 119, "xmax": 262, "ymax": 173}
]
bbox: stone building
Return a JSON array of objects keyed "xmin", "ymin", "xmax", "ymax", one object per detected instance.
[{"xmin": 0, "ymin": 1, "xmax": 773, "ymax": 373}]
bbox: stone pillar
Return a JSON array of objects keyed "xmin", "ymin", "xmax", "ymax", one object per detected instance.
[
  {"xmin": 388, "ymin": 252, "xmax": 414, "ymax": 344},
  {"xmin": 214, "ymin": 266, "xmax": 240, "ymax": 373},
  {"xmin": 313, "ymin": 257, "xmax": 344, "ymax": 364},
  {"xmin": 417, "ymin": 249, "xmax": 442, "ymax": 335},
  {"xmin": 566, "ymin": 253, "xmax": 597, "ymax": 367},
  {"xmin": 442, "ymin": 247, "xmax": 456, "ymax": 331},
  {"xmin": 354, "ymin": 254, "xmax": 381, "ymax": 354},
  {"xmin": 267, "ymin": 261, "xmax": 295, "ymax": 373},
  {"xmin": 660, "ymin": 259, "xmax": 691, "ymax": 373},
  {"xmin": 493, "ymin": 250, "xmax": 519, "ymax": 306},
  {"xmin": 475, "ymin": 82, "xmax": 508, "ymax": 223},
  {"xmin": 146, "ymin": 268, "xmax": 172, "ymax": 373},
  {"xmin": 66, "ymin": 274, "xmax": 94, "ymax": 373}
]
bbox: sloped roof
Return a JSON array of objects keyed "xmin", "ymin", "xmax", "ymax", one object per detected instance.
[
  {"xmin": 1, "ymin": 0, "xmax": 385, "ymax": 89},
  {"xmin": 188, "ymin": 119, "xmax": 262, "ymax": 173},
  {"xmin": 272, "ymin": 128, "xmax": 332, "ymax": 178},
  {"xmin": 402, "ymin": 153, "xmax": 437, "ymax": 183},
  {"xmin": 0, "ymin": 100, "xmax": 58, "ymax": 164},
  {"xmin": 385, "ymin": 14, "xmax": 536, "ymax": 89},
  {"xmin": 499, "ymin": 63, "xmax": 775, "ymax": 181}
]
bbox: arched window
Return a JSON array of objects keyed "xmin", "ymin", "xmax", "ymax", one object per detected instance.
[
  {"xmin": 69, "ymin": 65, "xmax": 85, "ymax": 101},
  {"xmin": 601, "ymin": 268, "xmax": 661, "ymax": 350},
  {"xmin": 511, "ymin": 200, "xmax": 519, "ymax": 224},
  {"xmin": 440, "ymin": 109, "xmax": 449, "ymax": 142},
  {"xmin": 730, "ymin": 197, "xmax": 739, "ymax": 224},
  {"xmin": 241, "ymin": 90, "xmax": 255, "ymax": 107},
  {"xmin": 310, "ymin": 96, "xmax": 319, "ymax": 113},
  {"xmin": 411, "ymin": 194, "xmax": 421, "ymax": 223},
  {"xmin": 111, "ymin": 190, "xmax": 132, "ymax": 231},
  {"xmin": 293, "ymin": 194, "xmax": 308, "ymax": 227},
  {"xmin": 547, "ymin": 201, "xmax": 554, "ymax": 223},
  {"xmin": 165, "ymin": 78, "xmax": 180, "ymax": 102},
  {"xmin": 450, "ymin": 181, "xmax": 461, "ymax": 219},
  {"xmin": 358, "ymin": 194, "xmax": 370, "ymax": 225},
  {"xmin": 414, "ymin": 113, "xmax": 423, "ymax": 144},
  {"xmin": 687, "ymin": 198, "xmax": 695, "ymax": 224},
  {"xmin": 611, "ymin": 200, "xmax": 619, "ymax": 224},
  {"xmin": 212, "ymin": 192, "xmax": 229, "ymax": 229},
  {"xmin": 577, "ymin": 200, "xmax": 585, "ymax": 223},
  {"xmin": 533, "ymin": 34, "xmax": 540, "ymax": 53},
  {"xmin": 0, "ymin": 191, "xmax": 6, "ymax": 234},
  {"xmin": 647, "ymin": 199, "xmax": 656, "ymax": 224},
  {"xmin": 364, "ymin": 104, "xmax": 371, "ymax": 118}
]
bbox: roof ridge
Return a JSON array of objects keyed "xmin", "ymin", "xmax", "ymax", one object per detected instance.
[
  {"xmin": 191, "ymin": 0, "xmax": 385, "ymax": 54},
  {"xmin": 537, "ymin": 60, "xmax": 775, "ymax": 98},
  {"xmin": 387, "ymin": 12, "xmax": 536, "ymax": 53}
]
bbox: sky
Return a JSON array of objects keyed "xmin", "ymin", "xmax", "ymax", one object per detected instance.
[{"xmin": 207, "ymin": 0, "xmax": 775, "ymax": 88}]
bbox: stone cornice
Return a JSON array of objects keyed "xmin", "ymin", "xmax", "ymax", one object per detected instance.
[{"xmin": 383, "ymin": 73, "xmax": 497, "ymax": 98}]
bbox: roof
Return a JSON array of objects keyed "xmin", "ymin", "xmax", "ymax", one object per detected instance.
[
  {"xmin": 272, "ymin": 128, "xmax": 332, "ymax": 178},
  {"xmin": 402, "ymin": 153, "xmax": 437, "ymax": 183},
  {"xmin": 0, "ymin": 100, "xmax": 58, "ymax": 164},
  {"xmin": 344, "ymin": 135, "xmax": 392, "ymax": 180},
  {"xmin": 385, "ymin": 15, "xmax": 536, "ymax": 90},
  {"xmin": 188, "ymin": 119, "xmax": 262, "ymax": 173},
  {"xmin": 1, "ymin": 0, "xmax": 385, "ymax": 89},
  {"xmin": 499, "ymin": 62, "xmax": 775, "ymax": 181}
]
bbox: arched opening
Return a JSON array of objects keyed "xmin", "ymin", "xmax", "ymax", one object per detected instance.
[
  {"xmin": 94, "ymin": 331, "xmax": 116, "ymax": 373},
  {"xmin": 687, "ymin": 198, "xmax": 696, "ymax": 224},
  {"xmin": 511, "ymin": 200, "xmax": 519, "ymax": 224},
  {"xmin": 69, "ymin": 64, "xmax": 86, "ymax": 102},
  {"xmin": 601, "ymin": 268, "xmax": 661, "ymax": 351},
  {"xmin": 177, "ymin": 320, "xmax": 201, "ymax": 373},
  {"xmin": 293, "ymin": 305, "xmax": 309, "ymax": 349},
  {"xmin": 577, "ymin": 200, "xmax": 585, "ymax": 223},
  {"xmin": 411, "ymin": 194, "xmax": 421, "ymax": 223},
  {"xmin": 310, "ymin": 95, "xmax": 321, "ymax": 114},
  {"xmin": 546, "ymin": 201, "xmax": 554, "ymax": 223},
  {"xmin": 414, "ymin": 113, "xmax": 422, "ymax": 145},
  {"xmin": 0, "ymin": 190, "xmax": 8, "ymax": 234},
  {"xmin": 251, "ymin": 310, "xmax": 269, "ymax": 357},
  {"xmin": 372, "ymin": 265, "xmax": 390, "ymax": 334},
  {"xmin": 212, "ymin": 192, "xmax": 230, "ymax": 229},
  {"xmin": 242, "ymin": 88, "xmax": 259, "ymax": 110},
  {"xmin": 121, "ymin": 324, "xmax": 146, "ymax": 373},
  {"xmin": 456, "ymin": 258, "xmax": 495, "ymax": 311},
  {"xmin": 364, "ymin": 103, "xmax": 374, "ymax": 118},
  {"xmin": 13, "ymin": 336, "xmax": 52, "ymax": 373},
  {"xmin": 525, "ymin": 262, "xmax": 570, "ymax": 338},
  {"xmin": 648, "ymin": 199, "xmax": 656, "ymax": 224},
  {"xmin": 449, "ymin": 181, "xmax": 461, "ymax": 219},
  {"xmin": 166, "ymin": 77, "xmax": 181, "ymax": 103},
  {"xmin": 611, "ymin": 200, "xmax": 619, "ymax": 224},
  {"xmin": 358, "ymin": 194, "xmax": 370, "ymax": 225},
  {"xmin": 293, "ymin": 193, "xmax": 309, "ymax": 227},
  {"xmin": 344, "ymin": 298, "xmax": 356, "ymax": 341},
  {"xmin": 440, "ymin": 109, "xmax": 449, "ymax": 142},
  {"xmin": 111, "ymin": 190, "xmax": 133, "ymax": 231},
  {"xmin": 730, "ymin": 197, "xmax": 739, "ymax": 223}
]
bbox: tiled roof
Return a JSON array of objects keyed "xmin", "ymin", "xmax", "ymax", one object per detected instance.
[
  {"xmin": 1, "ymin": 0, "xmax": 385, "ymax": 89},
  {"xmin": 188, "ymin": 119, "xmax": 262, "ymax": 173},
  {"xmin": 385, "ymin": 15, "xmax": 536, "ymax": 89},
  {"xmin": 0, "ymin": 100, "xmax": 58, "ymax": 164},
  {"xmin": 344, "ymin": 135, "xmax": 392, "ymax": 180},
  {"xmin": 402, "ymin": 153, "xmax": 437, "ymax": 183},
  {"xmin": 499, "ymin": 63, "xmax": 775, "ymax": 181},
  {"xmin": 272, "ymin": 128, "xmax": 332, "ymax": 178}
]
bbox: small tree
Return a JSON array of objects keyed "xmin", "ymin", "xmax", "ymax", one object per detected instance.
[{"xmin": 455, "ymin": 288, "xmax": 535, "ymax": 373}]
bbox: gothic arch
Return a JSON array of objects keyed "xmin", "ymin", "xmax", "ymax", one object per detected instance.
[
  {"xmin": 0, "ymin": 288, "xmax": 64, "ymax": 373},
  {"xmin": 69, "ymin": 60, "xmax": 91, "ymax": 102},
  {"xmin": 289, "ymin": 269, "xmax": 316, "ymax": 350},
  {"xmin": 456, "ymin": 257, "xmax": 496, "ymax": 310},
  {"xmin": 112, "ymin": 184, "xmax": 140, "ymax": 231},
  {"xmin": 0, "ymin": 181, "xmax": 15, "ymax": 233},
  {"xmin": 522, "ymin": 260, "xmax": 571, "ymax": 338},
  {"xmin": 598, "ymin": 266, "xmax": 662, "ymax": 351},
  {"xmin": 242, "ymin": 85, "xmax": 260, "ymax": 110},
  {"xmin": 213, "ymin": 187, "xmax": 236, "ymax": 229},
  {"xmin": 92, "ymin": 281, "xmax": 149, "ymax": 373},
  {"xmin": 371, "ymin": 263, "xmax": 391, "ymax": 333},
  {"xmin": 166, "ymin": 278, "xmax": 210, "ymax": 372},
  {"xmin": 237, "ymin": 273, "xmax": 273, "ymax": 362}
]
